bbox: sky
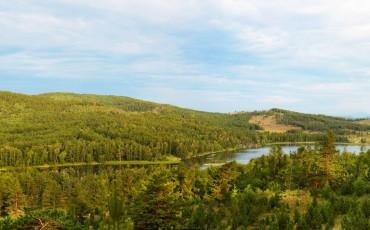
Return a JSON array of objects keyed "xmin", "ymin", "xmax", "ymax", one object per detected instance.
[{"xmin": 1, "ymin": 0, "xmax": 370, "ymax": 117}]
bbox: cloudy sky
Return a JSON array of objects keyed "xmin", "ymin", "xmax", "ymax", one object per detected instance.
[{"xmin": 1, "ymin": 1, "xmax": 370, "ymax": 116}]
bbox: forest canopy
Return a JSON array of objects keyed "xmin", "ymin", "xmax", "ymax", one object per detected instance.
[{"xmin": 0, "ymin": 133, "xmax": 369, "ymax": 229}]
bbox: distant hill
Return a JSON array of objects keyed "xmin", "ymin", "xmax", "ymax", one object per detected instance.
[
  {"xmin": 0, "ymin": 91, "xmax": 369, "ymax": 166},
  {"xmin": 355, "ymin": 119, "xmax": 370, "ymax": 126},
  {"xmin": 249, "ymin": 108, "xmax": 370, "ymax": 134}
]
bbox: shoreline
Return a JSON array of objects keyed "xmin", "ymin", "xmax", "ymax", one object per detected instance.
[
  {"xmin": 0, "ymin": 142, "xmax": 367, "ymax": 172},
  {"xmin": 0, "ymin": 160, "xmax": 181, "ymax": 172},
  {"xmin": 190, "ymin": 141, "xmax": 364, "ymax": 159}
]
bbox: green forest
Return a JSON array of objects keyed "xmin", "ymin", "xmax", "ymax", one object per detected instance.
[
  {"xmin": 0, "ymin": 92, "xmax": 369, "ymax": 229},
  {"xmin": 0, "ymin": 132, "xmax": 369, "ymax": 229},
  {"xmin": 0, "ymin": 92, "xmax": 368, "ymax": 167}
]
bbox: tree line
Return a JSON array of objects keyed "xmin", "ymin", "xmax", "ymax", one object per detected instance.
[{"xmin": 0, "ymin": 133, "xmax": 369, "ymax": 229}]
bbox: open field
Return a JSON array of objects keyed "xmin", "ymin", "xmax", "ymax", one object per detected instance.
[
  {"xmin": 355, "ymin": 119, "xmax": 370, "ymax": 126},
  {"xmin": 249, "ymin": 115, "xmax": 302, "ymax": 133}
]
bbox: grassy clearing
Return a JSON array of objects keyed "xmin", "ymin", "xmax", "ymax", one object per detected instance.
[
  {"xmin": 249, "ymin": 115, "xmax": 301, "ymax": 133},
  {"xmin": 355, "ymin": 119, "xmax": 370, "ymax": 126}
]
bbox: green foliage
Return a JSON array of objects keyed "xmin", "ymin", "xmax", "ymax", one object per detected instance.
[
  {"xmin": 0, "ymin": 91, "xmax": 263, "ymax": 166},
  {"xmin": 108, "ymin": 182, "xmax": 129, "ymax": 230},
  {"xmin": 0, "ymin": 144, "xmax": 369, "ymax": 229},
  {"xmin": 133, "ymin": 167, "xmax": 181, "ymax": 229},
  {"xmin": 0, "ymin": 210, "xmax": 84, "ymax": 229},
  {"xmin": 342, "ymin": 207, "xmax": 370, "ymax": 230},
  {"xmin": 1, "ymin": 93, "xmax": 370, "ymax": 229}
]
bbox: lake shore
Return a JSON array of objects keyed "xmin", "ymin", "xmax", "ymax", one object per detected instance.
[
  {"xmin": 0, "ymin": 160, "xmax": 181, "ymax": 172},
  {"xmin": 1, "ymin": 142, "xmax": 368, "ymax": 172}
]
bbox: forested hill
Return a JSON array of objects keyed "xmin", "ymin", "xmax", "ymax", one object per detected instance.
[
  {"xmin": 0, "ymin": 91, "xmax": 260, "ymax": 166},
  {"xmin": 0, "ymin": 91, "xmax": 369, "ymax": 167},
  {"xmin": 249, "ymin": 108, "xmax": 370, "ymax": 134}
]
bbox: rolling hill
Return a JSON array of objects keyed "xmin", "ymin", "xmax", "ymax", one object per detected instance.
[
  {"xmin": 0, "ymin": 91, "xmax": 369, "ymax": 167},
  {"xmin": 249, "ymin": 108, "xmax": 370, "ymax": 133}
]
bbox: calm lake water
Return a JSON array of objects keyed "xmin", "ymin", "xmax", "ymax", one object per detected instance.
[{"xmin": 201, "ymin": 144, "xmax": 370, "ymax": 166}]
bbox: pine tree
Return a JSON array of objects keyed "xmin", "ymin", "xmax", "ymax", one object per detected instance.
[
  {"xmin": 108, "ymin": 182, "xmax": 125, "ymax": 230},
  {"xmin": 319, "ymin": 131, "xmax": 338, "ymax": 186},
  {"xmin": 42, "ymin": 180, "xmax": 63, "ymax": 210},
  {"xmin": 134, "ymin": 168, "xmax": 181, "ymax": 229}
]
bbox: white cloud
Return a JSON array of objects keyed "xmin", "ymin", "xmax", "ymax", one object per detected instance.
[
  {"xmin": 259, "ymin": 95, "xmax": 300, "ymax": 105},
  {"xmin": 4, "ymin": 0, "xmax": 370, "ymax": 68},
  {"xmin": 58, "ymin": 0, "xmax": 206, "ymax": 26},
  {"xmin": 1, "ymin": 0, "xmax": 370, "ymax": 114},
  {"xmin": 304, "ymin": 82, "xmax": 356, "ymax": 93}
]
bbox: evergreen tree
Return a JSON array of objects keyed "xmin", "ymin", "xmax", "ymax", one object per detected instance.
[{"xmin": 134, "ymin": 168, "xmax": 181, "ymax": 229}]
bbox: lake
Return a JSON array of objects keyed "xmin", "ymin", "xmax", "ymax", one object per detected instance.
[{"xmin": 201, "ymin": 144, "xmax": 370, "ymax": 166}]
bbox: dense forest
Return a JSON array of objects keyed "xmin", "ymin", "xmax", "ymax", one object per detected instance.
[
  {"xmin": 0, "ymin": 92, "xmax": 369, "ymax": 229},
  {"xmin": 0, "ymin": 133, "xmax": 369, "ymax": 229},
  {"xmin": 0, "ymin": 91, "xmax": 369, "ymax": 167}
]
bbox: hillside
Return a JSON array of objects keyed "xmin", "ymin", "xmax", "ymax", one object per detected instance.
[
  {"xmin": 0, "ymin": 91, "xmax": 369, "ymax": 167},
  {"xmin": 0, "ymin": 91, "xmax": 260, "ymax": 167},
  {"xmin": 249, "ymin": 108, "xmax": 370, "ymax": 134},
  {"xmin": 355, "ymin": 119, "xmax": 370, "ymax": 126},
  {"xmin": 249, "ymin": 114, "xmax": 302, "ymax": 133}
]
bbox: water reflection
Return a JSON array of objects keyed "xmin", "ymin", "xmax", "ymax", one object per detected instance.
[{"xmin": 201, "ymin": 144, "xmax": 370, "ymax": 166}]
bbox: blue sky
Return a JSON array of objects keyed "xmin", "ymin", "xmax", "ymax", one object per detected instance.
[{"xmin": 1, "ymin": 0, "xmax": 370, "ymax": 116}]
